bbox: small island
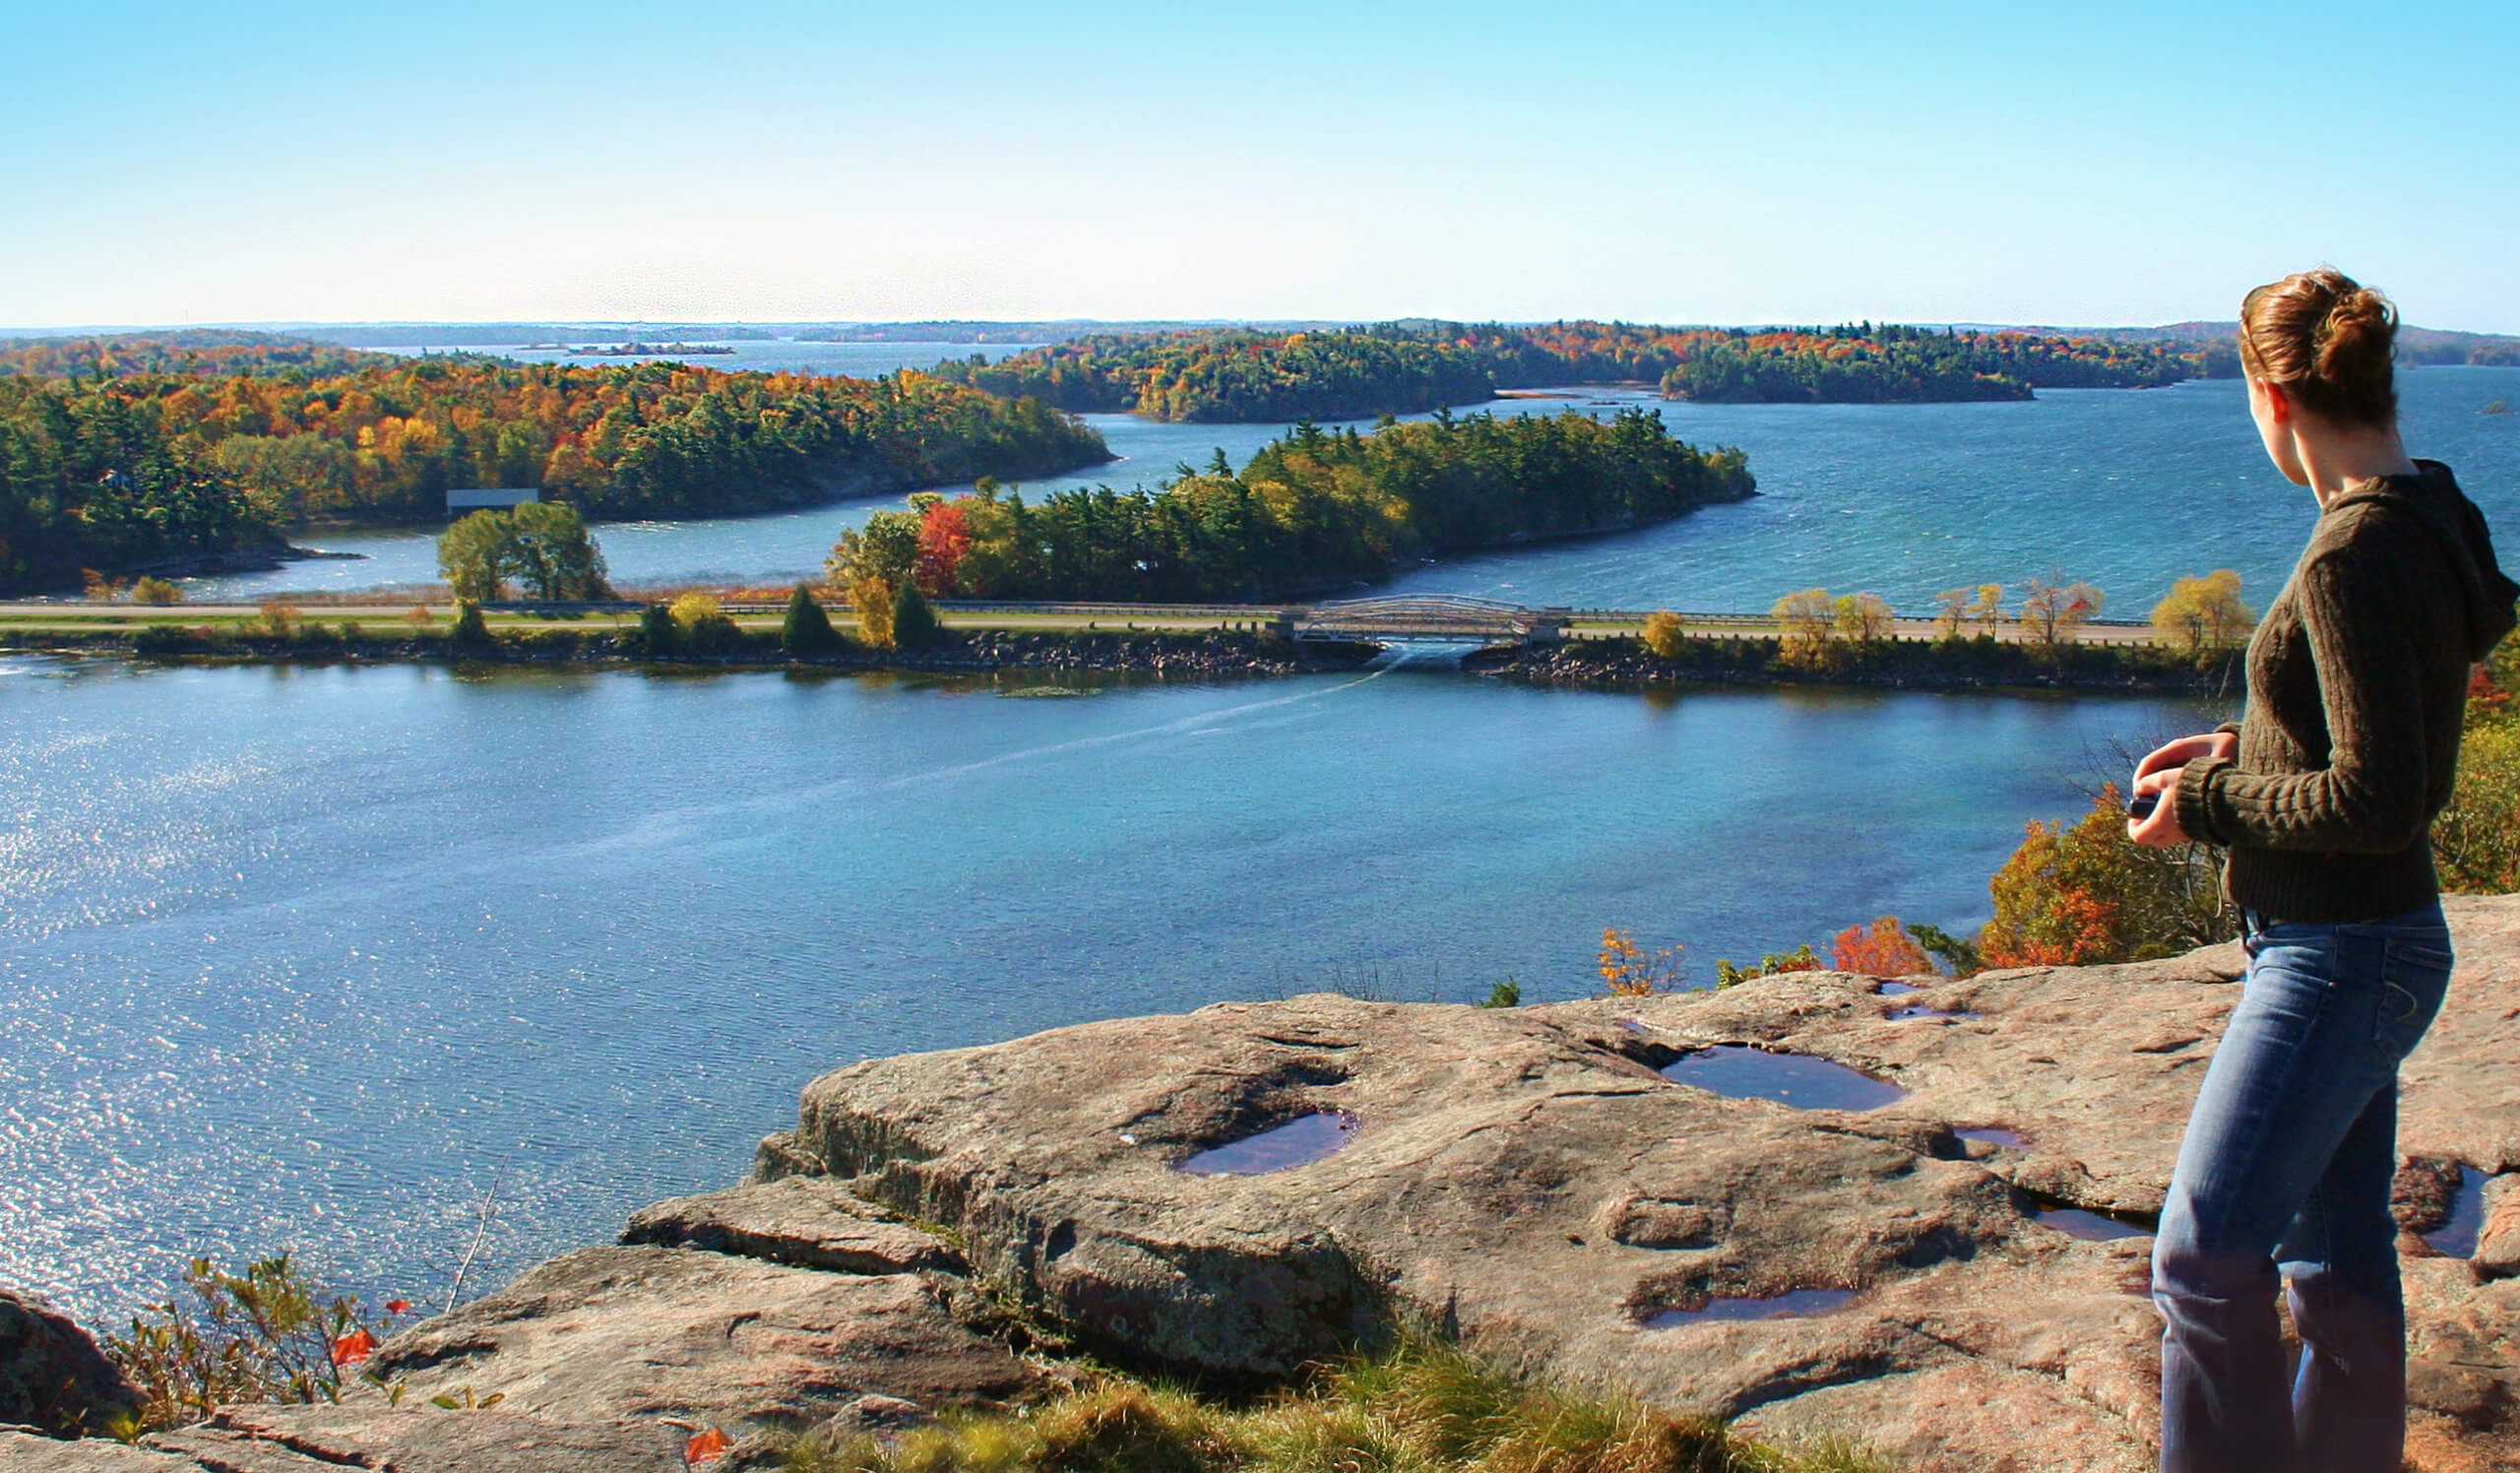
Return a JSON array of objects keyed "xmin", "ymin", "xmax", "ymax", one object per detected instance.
[
  {"xmin": 567, "ymin": 341, "xmax": 737, "ymax": 356},
  {"xmin": 926, "ymin": 319, "xmax": 2222, "ymax": 422}
]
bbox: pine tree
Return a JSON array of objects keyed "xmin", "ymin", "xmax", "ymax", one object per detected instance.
[
  {"xmin": 892, "ymin": 579, "xmax": 941, "ymax": 650},
  {"xmin": 781, "ymin": 583, "xmax": 840, "ymax": 655}
]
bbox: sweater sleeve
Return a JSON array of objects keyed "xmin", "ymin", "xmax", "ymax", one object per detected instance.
[{"xmin": 2174, "ymin": 535, "xmax": 2432, "ymax": 854}]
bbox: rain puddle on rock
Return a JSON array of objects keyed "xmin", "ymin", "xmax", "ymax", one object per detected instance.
[
  {"xmin": 1889, "ymin": 1004, "xmax": 1984, "ymax": 1022},
  {"xmin": 2039, "ymin": 1206, "xmax": 2153, "ymax": 1241},
  {"xmin": 1661, "ymin": 1046, "xmax": 1907, "ymax": 1112},
  {"xmin": 1876, "ymin": 982, "xmax": 1923, "ymax": 996},
  {"xmin": 1176, "ymin": 1112, "xmax": 1358, "ymax": 1176},
  {"xmin": 2423, "ymin": 1168, "xmax": 2489, "ymax": 1257},
  {"xmin": 1958, "ymin": 1126, "xmax": 2028, "ymax": 1150},
  {"xmin": 1643, "ymin": 1288, "xmax": 1857, "ymax": 1329}
]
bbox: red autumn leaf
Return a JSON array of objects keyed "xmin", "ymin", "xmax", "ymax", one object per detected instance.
[
  {"xmin": 330, "ymin": 1328, "xmax": 376, "ymax": 1369},
  {"xmin": 385, "ymin": 1299, "xmax": 412, "ymax": 1315},
  {"xmin": 685, "ymin": 1427, "xmax": 731, "ymax": 1465}
]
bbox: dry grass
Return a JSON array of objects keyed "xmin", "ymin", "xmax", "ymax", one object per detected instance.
[{"xmin": 780, "ymin": 1339, "xmax": 1890, "ymax": 1473}]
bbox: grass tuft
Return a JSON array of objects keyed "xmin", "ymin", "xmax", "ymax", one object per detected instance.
[{"xmin": 779, "ymin": 1337, "xmax": 1890, "ymax": 1473}]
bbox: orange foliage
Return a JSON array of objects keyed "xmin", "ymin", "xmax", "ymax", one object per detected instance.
[
  {"xmin": 1829, "ymin": 916, "xmax": 1932, "ymax": 977},
  {"xmin": 914, "ymin": 499, "xmax": 974, "ymax": 596},
  {"xmin": 328, "ymin": 1328, "xmax": 376, "ymax": 1370},
  {"xmin": 684, "ymin": 1427, "xmax": 730, "ymax": 1465}
]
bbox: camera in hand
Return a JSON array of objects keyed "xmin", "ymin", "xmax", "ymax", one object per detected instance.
[{"xmin": 2128, "ymin": 792, "xmax": 2161, "ymax": 819}]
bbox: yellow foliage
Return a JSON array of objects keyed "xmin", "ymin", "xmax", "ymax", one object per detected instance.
[
  {"xmin": 1641, "ymin": 609, "xmax": 1684, "ymax": 659},
  {"xmin": 850, "ymin": 577, "xmax": 897, "ymax": 649},
  {"xmin": 1599, "ymin": 927, "xmax": 1686, "ymax": 996},
  {"xmin": 2151, "ymin": 569, "xmax": 2256, "ymax": 656}
]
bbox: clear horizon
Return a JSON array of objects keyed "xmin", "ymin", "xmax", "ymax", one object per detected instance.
[{"xmin": 10, "ymin": 1, "xmax": 2517, "ymax": 333}]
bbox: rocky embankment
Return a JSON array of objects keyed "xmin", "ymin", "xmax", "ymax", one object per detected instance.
[
  {"xmin": 13, "ymin": 898, "xmax": 2520, "ymax": 1472},
  {"xmin": 1474, "ymin": 638, "xmax": 2242, "ymax": 695}
]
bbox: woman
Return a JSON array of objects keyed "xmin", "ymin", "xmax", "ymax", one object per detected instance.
[{"xmin": 2128, "ymin": 268, "xmax": 2517, "ymax": 1472}]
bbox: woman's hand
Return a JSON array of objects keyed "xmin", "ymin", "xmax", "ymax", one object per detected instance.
[
  {"xmin": 2127, "ymin": 732, "xmax": 2237, "ymax": 848},
  {"xmin": 2133, "ymin": 731, "xmax": 2238, "ymax": 782}
]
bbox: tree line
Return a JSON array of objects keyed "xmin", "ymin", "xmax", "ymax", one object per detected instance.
[
  {"xmin": 827, "ymin": 407, "xmax": 1754, "ymax": 606},
  {"xmin": 0, "ymin": 357, "xmax": 1108, "ymax": 595},
  {"xmin": 0, "ymin": 332, "xmax": 399, "ymax": 381},
  {"xmin": 927, "ymin": 320, "xmax": 2225, "ymax": 421}
]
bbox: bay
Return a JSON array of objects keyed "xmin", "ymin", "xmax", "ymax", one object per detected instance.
[{"xmin": 1, "ymin": 656, "xmax": 2199, "ymax": 1322}]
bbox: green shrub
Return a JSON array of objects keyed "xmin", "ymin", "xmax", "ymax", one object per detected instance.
[
  {"xmin": 2438, "ymin": 644, "xmax": 2520, "ymax": 893},
  {"xmin": 670, "ymin": 592, "xmax": 743, "ymax": 655},
  {"xmin": 448, "ymin": 600, "xmax": 492, "ymax": 651},
  {"xmin": 105, "ymin": 1253, "xmax": 413, "ymax": 1436},
  {"xmin": 131, "ymin": 576, "xmax": 184, "ymax": 605},
  {"xmin": 1478, "ymin": 979, "xmax": 1522, "ymax": 1008},
  {"xmin": 636, "ymin": 603, "xmax": 678, "ymax": 655}
]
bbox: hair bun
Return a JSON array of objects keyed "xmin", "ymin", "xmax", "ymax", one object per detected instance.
[{"xmin": 2239, "ymin": 267, "xmax": 2399, "ymax": 426}]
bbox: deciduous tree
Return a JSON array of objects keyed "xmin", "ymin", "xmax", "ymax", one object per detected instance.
[
  {"xmin": 2018, "ymin": 574, "xmax": 2104, "ymax": 648},
  {"xmin": 2150, "ymin": 569, "xmax": 2255, "ymax": 656},
  {"xmin": 436, "ymin": 510, "xmax": 519, "ymax": 603},
  {"xmin": 1641, "ymin": 609, "xmax": 1685, "ymax": 659},
  {"xmin": 1772, "ymin": 588, "xmax": 1834, "ymax": 666},
  {"xmin": 850, "ymin": 576, "xmax": 896, "ymax": 649},
  {"xmin": 1978, "ymin": 784, "xmax": 2230, "ymax": 968},
  {"xmin": 1829, "ymin": 916, "xmax": 1931, "ymax": 976}
]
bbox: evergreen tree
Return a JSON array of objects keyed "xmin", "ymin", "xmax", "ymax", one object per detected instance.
[
  {"xmin": 780, "ymin": 583, "xmax": 840, "ymax": 655},
  {"xmin": 892, "ymin": 579, "xmax": 941, "ymax": 650}
]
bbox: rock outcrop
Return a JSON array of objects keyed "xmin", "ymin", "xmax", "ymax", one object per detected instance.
[
  {"xmin": 1, "ymin": 1286, "xmax": 141, "ymax": 1440},
  {"xmin": 749, "ymin": 893, "xmax": 2520, "ymax": 1472},
  {"xmin": 32, "ymin": 895, "xmax": 2520, "ymax": 1471}
]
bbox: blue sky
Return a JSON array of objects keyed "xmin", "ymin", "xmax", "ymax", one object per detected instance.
[{"xmin": 7, "ymin": 1, "xmax": 2516, "ymax": 331}]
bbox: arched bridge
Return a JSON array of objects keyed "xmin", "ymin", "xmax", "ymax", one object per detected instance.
[{"xmin": 1292, "ymin": 595, "xmax": 1568, "ymax": 646}]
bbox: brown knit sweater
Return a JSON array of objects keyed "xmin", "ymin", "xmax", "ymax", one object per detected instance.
[{"xmin": 2174, "ymin": 460, "xmax": 2517, "ymax": 922}]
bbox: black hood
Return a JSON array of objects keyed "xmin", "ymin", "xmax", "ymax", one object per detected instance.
[{"xmin": 2332, "ymin": 460, "xmax": 2519, "ymax": 662}]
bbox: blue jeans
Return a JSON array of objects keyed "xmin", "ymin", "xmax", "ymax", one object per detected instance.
[{"xmin": 2153, "ymin": 903, "xmax": 2453, "ymax": 1473}]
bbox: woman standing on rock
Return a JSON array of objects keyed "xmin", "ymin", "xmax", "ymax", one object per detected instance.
[{"xmin": 2127, "ymin": 269, "xmax": 2517, "ymax": 1472}]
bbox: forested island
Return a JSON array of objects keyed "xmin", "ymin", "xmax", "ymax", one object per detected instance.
[
  {"xmin": 0, "ymin": 332, "xmax": 399, "ymax": 380},
  {"xmin": 827, "ymin": 407, "xmax": 1753, "ymax": 602},
  {"xmin": 926, "ymin": 320, "xmax": 2224, "ymax": 421},
  {"xmin": 0, "ymin": 352, "xmax": 1107, "ymax": 596}
]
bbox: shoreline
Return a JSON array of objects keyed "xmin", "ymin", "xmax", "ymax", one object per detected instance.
[{"xmin": 0, "ymin": 624, "xmax": 2243, "ymax": 696}]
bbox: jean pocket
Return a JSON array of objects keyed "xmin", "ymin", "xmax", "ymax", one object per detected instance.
[{"xmin": 2372, "ymin": 937, "xmax": 2452, "ymax": 1059}]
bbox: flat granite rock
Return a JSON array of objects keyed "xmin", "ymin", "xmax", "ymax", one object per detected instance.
[
  {"xmin": 623, "ymin": 1175, "xmax": 961, "ymax": 1275},
  {"xmin": 0, "ymin": 1428, "xmax": 195, "ymax": 1471},
  {"xmin": 153, "ymin": 1405, "xmax": 684, "ymax": 1473},
  {"xmin": 758, "ymin": 893, "xmax": 2520, "ymax": 1473},
  {"xmin": 369, "ymin": 1245, "xmax": 1035, "ymax": 1431}
]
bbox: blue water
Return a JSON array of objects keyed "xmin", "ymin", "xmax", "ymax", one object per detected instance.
[
  {"xmin": 0, "ymin": 656, "xmax": 2197, "ymax": 1322},
  {"xmin": 1176, "ymin": 1113, "xmax": 1358, "ymax": 1176},
  {"xmin": 184, "ymin": 365, "xmax": 2520, "ymax": 613},
  {"xmin": 1643, "ymin": 1288, "xmax": 1857, "ymax": 1328},
  {"xmin": 1659, "ymin": 1045, "xmax": 1909, "ymax": 1112}
]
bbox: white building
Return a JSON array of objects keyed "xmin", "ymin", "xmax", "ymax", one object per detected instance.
[{"xmin": 447, "ymin": 487, "xmax": 540, "ymax": 514}]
